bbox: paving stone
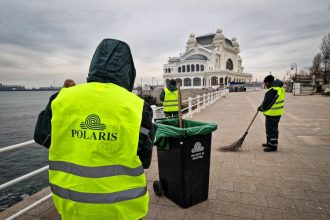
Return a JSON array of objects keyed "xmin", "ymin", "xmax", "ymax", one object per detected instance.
[
  {"xmin": 255, "ymin": 185, "xmax": 283, "ymax": 197},
  {"xmin": 155, "ymin": 205, "xmax": 186, "ymax": 220},
  {"xmin": 233, "ymin": 182, "xmax": 256, "ymax": 194},
  {"xmin": 281, "ymin": 188, "xmax": 310, "ymax": 200},
  {"xmin": 213, "ymin": 214, "xmax": 245, "ymax": 220},
  {"xmin": 261, "ymin": 207, "xmax": 296, "ymax": 220},
  {"xmin": 281, "ymin": 180, "xmax": 313, "ymax": 190},
  {"xmin": 216, "ymin": 190, "xmax": 240, "ymax": 203},
  {"xmin": 233, "ymin": 203, "xmax": 262, "ymax": 220},
  {"xmin": 293, "ymin": 199, "xmax": 328, "ymax": 214},
  {"xmin": 215, "ymin": 181, "xmax": 234, "ymax": 191},
  {"xmin": 239, "ymin": 192, "xmax": 268, "ymax": 206},
  {"xmin": 310, "ymin": 183, "xmax": 330, "ymax": 193},
  {"xmin": 301, "ymin": 175, "xmax": 323, "ymax": 184},
  {"xmin": 292, "ymin": 210, "xmax": 328, "ymax": 220},
  {"xmin": 266, "ymin": 196, "xmax": 296, "ymax": 210},
  {"xmin": 183, "ymin": 210, "xmax": 213, "ymax": 220}
]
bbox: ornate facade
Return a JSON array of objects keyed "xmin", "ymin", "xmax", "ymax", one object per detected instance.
[{"xmin": 163, "ymin": 29, "xmax": 253, "ymax": 89}]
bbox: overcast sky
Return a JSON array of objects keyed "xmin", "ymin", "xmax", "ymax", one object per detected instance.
[{"xmin": 0, "ymin": 0, "xmax": 329, "ymax": 88}]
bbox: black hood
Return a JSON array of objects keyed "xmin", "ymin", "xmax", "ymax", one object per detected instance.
[
  {"xmin": 167, "ymin": 84, "xmax": 177, "ymax": 92},
  {"xmin": 272, "ymin": 79, "xmax": 284, "ymax": 88},
  {"xmin": 87, "ymin": 39, "xmax": 136, "ymax": 91}
]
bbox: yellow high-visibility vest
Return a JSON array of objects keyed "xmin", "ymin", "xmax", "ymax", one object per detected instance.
[
  {"xmin": 163, "ymin": 87, "xmax": 179, "ymax": 112},
  {"xmin": 49, "ymin": 82, "xmax": 148, "ymax": 220},
  {"xmin": 264, "ymin": 86, "xmax": 285, "ymax": 116}
]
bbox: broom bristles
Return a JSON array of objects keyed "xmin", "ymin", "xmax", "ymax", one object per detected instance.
[{"xmin": 218, "ymin": 132, "xmax": 248, "ymax": 152}]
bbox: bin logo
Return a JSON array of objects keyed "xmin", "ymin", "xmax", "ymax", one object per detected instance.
[
  {"xmin": 191, "ymin": 142, "xmax": 205, "ymax": 160},
  {"xmin": 191, "ymin": 142, "xmax": 204, "ymax": 153}
]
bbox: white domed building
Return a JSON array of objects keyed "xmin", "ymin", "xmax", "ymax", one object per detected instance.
[{"xmin": 163, "ymin": 29, "xmax": 253, "ymax": 89}]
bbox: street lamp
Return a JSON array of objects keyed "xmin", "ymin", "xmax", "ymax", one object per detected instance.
[
  {"xmin": 290, "ymin": 63, "xmax": 297, "ymax": 82},
  {"xmin": 323, "ymin": 53, "xmax": 330, "ymax": 85}
]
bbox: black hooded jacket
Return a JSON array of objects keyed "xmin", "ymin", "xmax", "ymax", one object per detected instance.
[
  {"xmin": 34, "ymin": 39, "xmax": 154, "ymax": 168},
  {"xmin": 258, "ymin": 79, "xmax": 284, "ymax": 113}
]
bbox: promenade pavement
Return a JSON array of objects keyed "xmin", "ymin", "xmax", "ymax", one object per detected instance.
[{"xmin": 1, "ymin": 91, "xmax": 330, "ymax": 219}]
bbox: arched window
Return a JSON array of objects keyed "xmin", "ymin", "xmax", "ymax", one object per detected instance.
[
  {"xmin": 220, "ymin": 78, "xmax": 223, "ymax": 84},
  {"xmin": 228, "ymin": 77, "xmax": 231, "ymax": 82},
  {"xmin": 201, "ymin": 65, "xmax": 204, "ymax": 71},
  {"xmin": 225, "ymin": 77, "xmax": 228, "ymax": 84},
  {"xmin": 196, "ymin": 64, "xmax": 200, "ymax": 72},
  {"xmin": 164, "ymin": 69, "xmax": 167, "ymax": 73},
  {"xmin": 178, "ymin": 67, "xmax": 181, "ymax": 73},
  {"xmin": 193, "ymin": 77, "xmax": 201, "ymax": 86},
  {"xmin": 226, "ymin": 59, "xmax": 233, "ymax": 70},
  {"xmin": 184, "ymin": 78, "xmax": 191, "ymax": 86},
  {"xmin": 182, "ymin": 65, "xmax": 185, "ymax": 72},
  {"xmin": 187, "ymin": 65, "xmax": 190, "ymax": 72},
  {"xmin": 211, "ymin": 76, "xmax": 218, "ymax": 86},
  {"xmin": 176, "ymin": 78, "xmax": 182, "ymax": 86},
  {"xmin": 191, "ymin": 64, "xmax": 195, "ymax": 72}
]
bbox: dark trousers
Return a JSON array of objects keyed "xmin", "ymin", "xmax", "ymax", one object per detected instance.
[{"xmin": 265, "ymin": 116, "xmax": 281, "ymax": 148}]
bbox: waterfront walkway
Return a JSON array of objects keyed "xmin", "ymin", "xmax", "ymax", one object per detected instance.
[{"xmin": 1, "ymin": 91, "xmax": 330, "ymax": 219}]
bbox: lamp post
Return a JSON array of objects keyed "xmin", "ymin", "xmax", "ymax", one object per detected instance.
[
  {"xmin": 323, "ymin": 53, "xmax": 330, "ymax": 85},
  {"xmin": 290, "ymin": 63, "xmax": 297, "ymax": 82}
]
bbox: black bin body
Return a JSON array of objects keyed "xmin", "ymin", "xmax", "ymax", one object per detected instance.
[{"xmin": 156, "ymin": 133, "xmax": 212, "ymax": 208}]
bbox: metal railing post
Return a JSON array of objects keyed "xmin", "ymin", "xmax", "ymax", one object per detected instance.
[
  {"xmin": 196, "ymin": 95, "xmax": 200, "ymax": 112},
  {"xmin": 188, "ymin": 97, "xmax": 192, "ymax": 118},
  {"xmin": 203, "ymin": 94, "xmax": 206, "ymax": 109},
  {"xmin": 151, "ymin": 105, "xmax": 157, "ymax": 122}
]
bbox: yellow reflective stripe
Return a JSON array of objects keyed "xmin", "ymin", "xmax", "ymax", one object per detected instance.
[
  {"xmin": 49, "ymin": 161, "xmax": 144, "ymax": 178},
  {"xmin": 164, "ymin": 100, "xmax": 178, "ymax": 103},
  {"xmin": 49, "ymin": 169, "xmax": 146, "ymax": 193},
  {"xmin": 270, "ymin": 106, "xmax": 284, "ymax": 110},
  {"xmin": 163, "ymin": 104, "xmax": 179, "ymax": 107},
  {"xmin": 51, "ymin": 183, "xmax": 147, "ymax": 204},
  {"xmin": 275, "ymin": 100, "xmax": 284, "ymax": 104}
]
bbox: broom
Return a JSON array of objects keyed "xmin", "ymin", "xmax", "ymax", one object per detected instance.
[
  {"xmin": 177, "ymin": 83, "xmax": 183, "ymax": 128},
  {"xmin": 218, "ymin": 111, "xmax": 259, "ymax": 152}
]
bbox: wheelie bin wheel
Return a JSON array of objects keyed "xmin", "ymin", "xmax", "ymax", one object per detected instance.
[{"xmin": 153, "ymin": 180, "xmax": 163, "ymax": 197}]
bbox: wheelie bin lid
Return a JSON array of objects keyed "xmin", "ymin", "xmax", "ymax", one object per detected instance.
[{"xmin": 154, "ymin": 118, "xmax": 217, "ymax": 150}]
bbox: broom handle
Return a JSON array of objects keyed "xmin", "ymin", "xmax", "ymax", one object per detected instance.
[
  {"xmin": 177, "ymin": 84, "xmax": 183, "ymax": 128},
  {"xmin": 244, "ymin": 111, "xmax": 259, "ymax": 134}
]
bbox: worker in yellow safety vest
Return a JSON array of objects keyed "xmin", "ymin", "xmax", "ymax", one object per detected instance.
[
  {"xmin": 34, "ymin": 39, "xmax": 154, "ymax": 220},
  {"xmin": 159, "ymin": 79, "xmax": 179, "ymax": 118},
  {"xmin": 257, "ymin": 75, "xmax": 285, "ymax": 152}
]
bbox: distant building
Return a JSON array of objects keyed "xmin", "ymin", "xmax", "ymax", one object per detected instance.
[
  {"xmin": 163, "ymin": 29, "xmax": 253, "ymax": 89},
  {"xmin": 0, "ymin": 84, "xmax": 25, "ymax": 91}
]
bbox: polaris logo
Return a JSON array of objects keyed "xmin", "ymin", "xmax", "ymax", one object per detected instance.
[
  {"xmin": 71, "ymin": 114, "xmax": 117, "ymax": 141},
  {"xmin": 80, "ymin": 114, "xmax": 106, "ymax": 130}
]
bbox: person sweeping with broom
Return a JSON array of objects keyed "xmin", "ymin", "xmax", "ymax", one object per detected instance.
[
  {"xmin": 257, "ymin": 75, "xmax": 285, "ymax": 152},
  {"xmin": 219, "ymin": 75, "xmax": 285, "ymax": 152}
]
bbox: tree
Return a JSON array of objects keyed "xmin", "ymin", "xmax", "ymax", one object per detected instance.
[
  {"xmin": 310, "ymin": 53, "xmax": 322, "ymax": 77},
  {"xmin": 320, "ymin": 33, "xmax": 330, "ymax": 57}
]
